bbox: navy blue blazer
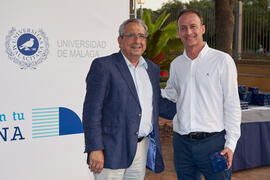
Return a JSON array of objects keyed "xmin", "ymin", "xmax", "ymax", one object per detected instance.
[{"xmin": 83, "ymin": 51, "xmax": 175, "ymax": 173}]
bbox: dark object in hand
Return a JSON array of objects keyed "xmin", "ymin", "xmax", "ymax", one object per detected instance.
[{"xmin": 209, "ymin": 151, "xmax": 228, "ymax": 173}]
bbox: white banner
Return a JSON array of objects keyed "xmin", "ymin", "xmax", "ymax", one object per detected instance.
[{"xmin": 0, "ymin": 0, "xmax": 129, "ymax": 179}]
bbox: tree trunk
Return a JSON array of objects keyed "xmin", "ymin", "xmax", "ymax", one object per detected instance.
[
  {"xmin": 215, "ymin": 0, "xmax": 237, "ymax": 56},
  {"xmin": 130, "ymin": 0, "xmax": 134, "ymax": 19}
]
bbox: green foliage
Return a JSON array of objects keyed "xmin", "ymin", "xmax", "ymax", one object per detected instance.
[
  {"xmin": 187, "ymin": 0, "xmax": 214, "ymax": 10},
  {"xmin": 142, "ymin": 9, "xmax": 183, "ymax": 69},
  {"xmin": 153, "ymin": 0, "xmax": 184, "ymax": 27},
  {"xmin": 243, "ymin": 0, "xmax": 269, "ymax": 10}
]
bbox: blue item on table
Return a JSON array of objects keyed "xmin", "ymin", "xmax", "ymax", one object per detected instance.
[
  {"xmin": 238, "ymin": 85, "xmax": 246, "ymax": 93},
  {"xmin": 239, "ymin": 91, "xmax": 252, "ymax": 105},
  {"xmin": 253, "ymin": 92, "xmax": 270, "ymax": 106},
  {"xmin": 240, "ymin": 101, "xmax": 249, "ymax": 110},
  {"xmin": 248, "ymin": 87, "xmax": 259, "ymax": 95}
]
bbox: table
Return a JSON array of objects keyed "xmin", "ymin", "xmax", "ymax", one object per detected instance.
[{"xmin": 232, "ymin": 106, "xmax": 270, "ymax": 171}]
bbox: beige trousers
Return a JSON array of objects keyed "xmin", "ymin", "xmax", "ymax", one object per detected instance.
[{"xmin": 94, "ymin": 137, "xmax": 149, "ymax": 180}]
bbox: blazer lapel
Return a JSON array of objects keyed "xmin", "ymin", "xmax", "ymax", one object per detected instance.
[
  {"xmin": 114, "ymin": 52, "xmax": 141, "ymax": 106},
  {"xmin": 146, "ymin": 61, "xmax": 157, "ymax": 100},
  {"xmin": 145, "ymin": 60, "xmax": 159, "ymax": 119},
  {"xmin": 146, "ymin": 62, "xmax": 155, "ymax": 89}
]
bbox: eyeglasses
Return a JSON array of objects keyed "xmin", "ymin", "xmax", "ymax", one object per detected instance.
[{"xmin": 123, "ymin": 33, "xmax": 147, "ymax": 40}]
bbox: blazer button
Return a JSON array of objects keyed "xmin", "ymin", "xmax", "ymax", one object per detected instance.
[
  {"xmin": 136, "ymin": 132, "xmax": 139, "ymax": 135},
  {"xmin": 138, "ymin": 113, "xmax": 142, "ymax": 116}
]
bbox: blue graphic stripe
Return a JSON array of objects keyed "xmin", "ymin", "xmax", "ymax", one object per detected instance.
[
  {"xmin": 32, "ymin": 114, "xmax": 59, "ymax": 118},
  {"xmin": 32, "ymin": 111, "xmax": 59, "ymax": 114},
  {"xmin": 32, "ymin": 124, "xmax": 59, "ymax": 128},
  {"xmin": 32, "ymin": 121, "xmax": 59, "ymax": 125},
  {"xmin": 32, "ymin": 124, "xmax": 59, "ymax": 139},
  {"xmin": 32, "ymin": 117, "xmax": 59, "ymax": 121},
  {"xmin": 32, "ymin": 107, "xmax": 62, "ymax": 139},
  {"xmin": 32, "ymin": 107, "xmax": 59, "ymax": 111},
  {"xmin": 32, "ymin": 127, "xmax": 59, "ymax": 132},
  {"xmin": 32, "ymin": 131, "xmax": 59, "ymax": 135},
  {"xmin": 32, "ymin": 134, "xmax": 59, "ymax": 139}
]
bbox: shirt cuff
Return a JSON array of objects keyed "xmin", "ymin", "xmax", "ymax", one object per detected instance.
[
  {"xmin": 224, "ymin": 140, "xmax": 237, "ymax": 153},
  {"xmin": 161, "ymin": 89, "xmax": 177, "ymax": 103}
]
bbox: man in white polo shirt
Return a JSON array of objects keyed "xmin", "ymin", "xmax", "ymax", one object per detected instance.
[{"xmin": 162, "ymin": 9, "xmax": 241, "ymax": 180}]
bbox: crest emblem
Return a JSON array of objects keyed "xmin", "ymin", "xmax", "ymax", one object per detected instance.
[{"xmin": 5, "ymin": 27, "xmax": 49, "ymax": 69}]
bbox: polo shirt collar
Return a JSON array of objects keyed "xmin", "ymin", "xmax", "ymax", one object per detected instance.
[{"xmin": 183, "ymin": 42, "xmax": 209, "ymax": 60}]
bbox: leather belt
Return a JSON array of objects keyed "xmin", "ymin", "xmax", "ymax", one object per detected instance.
[{"xmin": 184, "ymin": 131, "xmax": 219, "ymax": 140}]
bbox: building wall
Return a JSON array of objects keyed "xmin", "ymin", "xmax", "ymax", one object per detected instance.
[{"xmin": 237, "ymin": 61, "xmax": 270, "ymax": 92}]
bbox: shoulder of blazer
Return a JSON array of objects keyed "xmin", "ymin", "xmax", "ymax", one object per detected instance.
[
  {"xmin": 89, "ymin": 52, "xmax": 124, "ymax": 74},
  {"xmin": 145, "ymin": 58, "xmax": 160, "ymax": 73},
  {"xmin": 93, "ymin": 52, "xmax": 122, "ymax": 63}
]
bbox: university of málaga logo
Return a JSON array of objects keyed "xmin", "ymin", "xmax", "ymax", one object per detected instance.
[{"xmin": 5, "ymin": 27, "xmax": 49, "ymax": 69}]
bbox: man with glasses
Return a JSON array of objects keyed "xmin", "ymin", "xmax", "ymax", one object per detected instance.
[{"xmin": 83, "ymin": 19, "xmax": 175, "ymax": 180}]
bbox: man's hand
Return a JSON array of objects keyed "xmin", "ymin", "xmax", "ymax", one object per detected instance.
[
  {"xmin": 89, "ymin": 150, "xmax": 104, "ymax": 174},
  {"xmin": 220, "ymin": 147, "xmax": 233, "ymax": 169}
]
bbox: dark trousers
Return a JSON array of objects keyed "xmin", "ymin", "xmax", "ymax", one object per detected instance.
[{"xmin": 173, "ymin": 131, "xmax": 232, "ymax": 180}]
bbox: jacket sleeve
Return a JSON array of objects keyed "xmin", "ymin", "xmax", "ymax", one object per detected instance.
[
  {"xmin": 158, "ymin": 93, "xmax": 176, "ymax": 120},
  {"xmin": 82, "ymin": 59, "xmax": 109, "ymax": 153},
  {"xmin": 156, "ymin": 66, "xmax": 176, "ymax": 120}
]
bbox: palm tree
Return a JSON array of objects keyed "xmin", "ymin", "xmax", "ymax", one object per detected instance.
[{"xmin": 142, "ymin": 9, "xmax": 183, "ymax": 69}]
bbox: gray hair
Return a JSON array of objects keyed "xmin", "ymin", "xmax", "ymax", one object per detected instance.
[{"xmin": 119, "ymin": 19, "xmax": 148, "ymax": 38}]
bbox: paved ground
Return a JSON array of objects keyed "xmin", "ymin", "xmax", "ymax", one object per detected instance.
[{"xmin": 145, "ymin": 119, "xmax": 270, "ymax": 180}]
